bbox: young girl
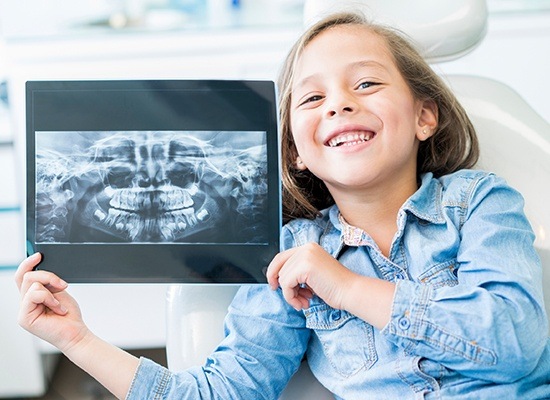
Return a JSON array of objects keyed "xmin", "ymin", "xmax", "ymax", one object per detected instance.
[{"xmin": 16, "ymin": 12, "xmax": 550, "ymax": 399}]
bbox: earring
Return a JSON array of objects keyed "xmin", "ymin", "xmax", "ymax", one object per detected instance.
[
  {"xmin": 296, "ymin": 157, "xmax": 307, "ymax": 170},
  {"xmin": 422, "ymin": 129, "xmax": 428, "ymax": 135}
]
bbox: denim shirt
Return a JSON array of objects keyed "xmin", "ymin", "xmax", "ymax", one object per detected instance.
[{"xmin": 127, "ymin": 170, "xmax": 550, "ymax": 399}]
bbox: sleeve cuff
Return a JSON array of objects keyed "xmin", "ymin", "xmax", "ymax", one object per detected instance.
[
  {"xmin": 382, "ymin": 280, "xmax": 496, "ymax": 366},
  {"xmin": 126, "ymin": 357, "xmax": 172, "ymax": 400},
  {"xmin": 382, "ymin": 279, "xmax": 433, "ymax": 341}
]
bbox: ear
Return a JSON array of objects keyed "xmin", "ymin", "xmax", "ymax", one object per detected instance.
[
  {"xmin": 295, "ymin": 156, "xmax": 308, "ymax": 171},
  {"xmin": 416, "ymin": 99, "xmax": 438, "ymax": 141}
]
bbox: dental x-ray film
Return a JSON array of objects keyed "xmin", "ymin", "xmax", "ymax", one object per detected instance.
[{"xmin": 26, "ymin": 80, "xmax": 280, "ymax": 283}]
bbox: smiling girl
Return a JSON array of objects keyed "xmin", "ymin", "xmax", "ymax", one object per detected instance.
[{"xmin": 16, "ymin": 11, "xmax": 550, "ymax": 399}]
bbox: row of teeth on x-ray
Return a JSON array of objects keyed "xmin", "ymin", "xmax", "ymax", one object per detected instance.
[
  {"xmin": 93, "ymin": 206, "xmax": 209, "ymax": 241},
  {"xmin": 104, "ymin": 185, "xmax": 196, "ymax": 213}
]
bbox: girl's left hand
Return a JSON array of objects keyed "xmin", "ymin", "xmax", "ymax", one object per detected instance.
[{"xmin": 266, "ymin": 242, "xmax": 356, "ymax": 311}]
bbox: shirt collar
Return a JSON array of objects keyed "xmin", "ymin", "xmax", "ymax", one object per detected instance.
[
  {"xmin": 402, "ymin": 172, "xmax": 446, "ymax": 224},
  {"xmin": 329, "ymin": 173, "xmax": 446, "ymax": 246},
  {"xmin": 338, "ymin": 213, "xmax": 371, "ymax": 246}
]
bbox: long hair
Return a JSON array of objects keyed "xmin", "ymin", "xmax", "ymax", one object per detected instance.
[{"xmin": 278, "ymin": 12, "xmax": 479, "ymax": 223}]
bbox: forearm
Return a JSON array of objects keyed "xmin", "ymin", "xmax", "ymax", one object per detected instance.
[
  {"xmin": 63, "ymin": 331, "xmax": 139, "ymax": 400},
  {"xmin": 383, "ymin": 280, "xmax": 547, "ymax": 382},
  {"xmin": 342, "ymin": 275, "xmax": 395, "ymax": 330}
]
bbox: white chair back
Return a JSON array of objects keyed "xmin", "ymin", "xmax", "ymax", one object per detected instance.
[{"xmin": 449, "ymin": 75, "xmax": 550, "ymax": 325}]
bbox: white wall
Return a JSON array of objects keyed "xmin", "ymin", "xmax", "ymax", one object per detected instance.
[{"xmin": 437, "ymin": 11, "xmax": 550, "ymax": 124}]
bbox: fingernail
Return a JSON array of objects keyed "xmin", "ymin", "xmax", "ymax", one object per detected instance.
[
  {"xmin": 59, "ymin": 278, "xmax": 68, "ymax": 288},
  {"xmin": 59, "ymin": 305, "xmax": 68, "ymax": 314},
  {"xmin": 30, "ymin": 252, "xmax": 41, "ymax": 260}
]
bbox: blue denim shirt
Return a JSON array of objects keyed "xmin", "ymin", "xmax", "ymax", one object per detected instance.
[{"xmin": 127, "ymin": 170, "xmax": 550, "ymax": 399}]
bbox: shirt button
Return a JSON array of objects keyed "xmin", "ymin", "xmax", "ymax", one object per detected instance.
[
  {"xmin": 330, "ymin": 311, "xmax": 341, "ymax": 322},
  {"xmin": 398, "ymin": 316, "xmax": 411, "ymax": 330}
]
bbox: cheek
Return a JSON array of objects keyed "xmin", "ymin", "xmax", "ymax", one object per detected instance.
[
  {"xmin": 380, "ymin": 99, "xmax": 419, "ymax": 134},
  {"xmin": 290, "ymin": 111, "xmax": 316, "ymax": 151}
]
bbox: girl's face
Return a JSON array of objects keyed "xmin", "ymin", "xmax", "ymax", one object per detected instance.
[{"xmin": 290, "ymin": 25, "xmax": 436, "ymax": 200}]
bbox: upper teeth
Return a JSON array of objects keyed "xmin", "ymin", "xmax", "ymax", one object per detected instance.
[
  {"xmin": 107, "ymin": 186, "xmax": 193, "ymax": 212},
  {"xmin": 328, "ymin": 132, "xmax": 372, "ymax": 147}
]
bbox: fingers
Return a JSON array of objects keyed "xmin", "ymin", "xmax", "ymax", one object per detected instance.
[
  {"xmin": 266, "ymin": 248, "xmax": 296, "ymax": 289},
  {"xmin": 16, "ymin": 253, "xmax": 68, "ymax": 296},
  {"xmin": 267, "ymin": 248, "xmax": 316, "ymax": 311},
  {"xmin": 279, "ymin": 285, "xmax": 313, "ymax": 311},
  {"xmin": 19, "ymin": 270, "xmax": 68, "ymax": 299},
  {"xmin": 268, "ymin": 243, "xmax": 349, "ymax": 311},
  {"xmin": 25, "ymin": 282, "xmax": 69, "ymax": 316},
  {"xmin": 19, "ymin": 282, "xmax": 68, "ymax": 333},
  {"xmin": 15, "ymin": 252, "xmax": 42, "ymax": 289}
]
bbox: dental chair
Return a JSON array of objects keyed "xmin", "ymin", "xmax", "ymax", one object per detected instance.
[{"xmin": 165, "ymin": 1, "xmax": 550, "ymax": 397}]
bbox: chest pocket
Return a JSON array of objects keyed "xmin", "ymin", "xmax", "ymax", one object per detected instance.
[
  {"xmin": 305, "ymin": 302, "xmax": 377, "ymax": 377},
  {"xmin": 417, "ymin": 260, "xmax": 458, "ymax": 289}
]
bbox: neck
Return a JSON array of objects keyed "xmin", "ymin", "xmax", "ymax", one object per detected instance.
[{"xmin": 329, "ymin": 175, "xmax": 418, "ymax": 251}]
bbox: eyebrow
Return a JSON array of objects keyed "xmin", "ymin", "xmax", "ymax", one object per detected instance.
[
  {"xmin": 349, "ymin": 60, "xmax": 389, "ymax": 73},
  {"xmin": 293, "ymin": 60, "xmax": 390, "ymax": 91}
]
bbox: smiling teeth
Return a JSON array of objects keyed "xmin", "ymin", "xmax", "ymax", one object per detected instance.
[{"xmin": 328, "ymin": 132, "xmax": 372, "ymax": 147}]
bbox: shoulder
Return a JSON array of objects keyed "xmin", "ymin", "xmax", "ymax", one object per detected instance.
[
  {"xmin": 433, "ymin": 169, "xmax": 526, "ymax": 226},
  {"xmin": 438, "ymin": 169, "xmax": 495, "ymax": 192},
  {"xmin": 411, "ymin": 170, "xmax": 523, "ymax": 226},
  {"xmin": 436, "ymin": 169, "xmax": 520, "ymax": 205},
  {"xmin": 280, "ymin": 206, "xmax": 337, "ymax": 250}
]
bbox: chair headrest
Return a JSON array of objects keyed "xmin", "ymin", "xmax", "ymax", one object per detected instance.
[{"xmin": 303, "ymin": 0, "xmax": 488, "ymax": 63}]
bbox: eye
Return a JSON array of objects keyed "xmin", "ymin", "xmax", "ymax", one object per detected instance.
[
  {"xmin": 298, "ymin": 94, "xmax": 324, "ymax": 107},
  {"xmin": 357, "ymin": 81, "xmax": 379, "ymax": 90}
]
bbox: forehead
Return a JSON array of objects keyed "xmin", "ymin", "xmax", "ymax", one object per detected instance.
[{"xmin": 300, "ymin": 25, "xmax": 393, "ymax": 67}]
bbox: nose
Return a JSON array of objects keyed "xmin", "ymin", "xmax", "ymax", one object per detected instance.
[
  {"xmin": 137, "ymin": 161, "xmax": 165, "ymax": 188},
  {"xmin": 325, "ymin": 92, "xmax": 357, "ymax": 118},
  {"xmin": 137, "ymin": 144, "xmax": 167, "ymax": 188}
]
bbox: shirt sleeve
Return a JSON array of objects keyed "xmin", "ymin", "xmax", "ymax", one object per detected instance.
[
  {"xmin": 382, "ymin": 173, "xmax": 548, "ymax": 383},
  {"xmin": 127, "ymin": 227, "xmax": 310, "ymax": 399}
]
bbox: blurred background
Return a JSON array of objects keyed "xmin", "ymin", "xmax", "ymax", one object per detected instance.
[{"xmin": 0, "ymin": 0, "xmax": 549, "ymax": 398}]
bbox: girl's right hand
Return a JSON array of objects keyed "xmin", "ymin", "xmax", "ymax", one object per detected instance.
[{"xmin": 15, "ymin": 253, "xmax": 91, "ymax": 353}]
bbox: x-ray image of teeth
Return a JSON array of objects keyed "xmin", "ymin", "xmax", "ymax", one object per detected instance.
[{"xmin": 35, "ymin": 131, "xmax": 269, "ymax": 244}]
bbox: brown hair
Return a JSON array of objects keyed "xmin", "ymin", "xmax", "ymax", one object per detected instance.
[{"xmin": 278, "ymin": 12, "xmax": 479, "ymax": 223}]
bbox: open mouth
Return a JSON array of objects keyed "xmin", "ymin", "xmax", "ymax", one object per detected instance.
[{"xmin": 326, "ymin": 131, "xmax": 376, "ymax": 147}]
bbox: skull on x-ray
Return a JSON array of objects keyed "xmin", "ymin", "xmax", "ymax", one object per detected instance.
[{"xmin": 35, "ymin": 131, "xmax": 268, "ymax": 243}]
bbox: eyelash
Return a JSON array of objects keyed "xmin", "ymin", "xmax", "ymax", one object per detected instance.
[
  {"xmin": 297, "ymin": 81, "xmax": 380, "ymax": 107},
  {"xmin": 299, "ymin": 95, "xmax": 323, "ymax": 106},
  {"xmin": 357, "ymin": 81, "xmax": 379, "ymax": 90}
]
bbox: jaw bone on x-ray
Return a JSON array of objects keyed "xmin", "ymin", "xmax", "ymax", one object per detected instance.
[{"xmin": 35, "ymin": 131, "xmax": 268, "ymax": 244}]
